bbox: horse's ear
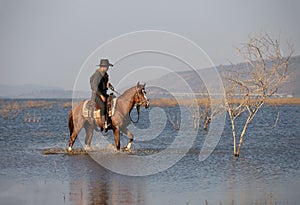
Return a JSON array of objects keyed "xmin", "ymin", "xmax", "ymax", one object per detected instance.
[
  {"xmin": 137, "ymin": 82, "xmax": 140, "ymax": 87},
  {"xmin": 143, "ymin": 83, "xmax": 146, "ymax": 88}
]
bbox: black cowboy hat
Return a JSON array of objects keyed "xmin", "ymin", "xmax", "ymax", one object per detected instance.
[{"xmin": 97, "ymin": 59, "xmax": 113, "ymax": 67}]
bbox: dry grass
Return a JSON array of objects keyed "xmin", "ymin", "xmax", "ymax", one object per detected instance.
[
  {"xmin": 0, "ymin": 99, "xmax": 71, "ymax": 120},
  {"xmin": 150, "ymin": 97, "xmax": 300, "ymax": 107},
  {"xmin": 42, "ymin": 147, "xmax": 88, "ymax": 155},
  {"xmin": 226, "ymin": 97, "xmax": 300, "ymax": 105},
  {"xmin": 265, "ymin": 97, "xmax": 300, "ymax": 105},
  {"xmin": 62, "ymin": 102, "xmax": 72, "ymax": 108},
  {"xmin": 0, "ymin": 101, "xmax": 22, "ymax": 119},
  {"xmin": 23, "ymin": 100, "xmax": 55, "ymax": 108},
  {"xmin": 0, "ymin": 97, "xmax": 298, "ymax": 120},
  {"xmin": 150, "ymin": 98, "xmax": 179, "ymax": 107}
]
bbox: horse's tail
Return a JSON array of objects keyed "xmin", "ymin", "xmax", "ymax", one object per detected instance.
[{"xmin": 68, "ymin": 110, "xmax": 74, "ymax": 136}]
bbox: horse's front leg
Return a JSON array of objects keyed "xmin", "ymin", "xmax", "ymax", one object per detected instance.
[
  {"xmin": 113, "ymin": 128, "xmax": 121, "ymax": 151},
  {"xmin": 121, "ymin": 127, "xmax": 134, "ymax": 150}
]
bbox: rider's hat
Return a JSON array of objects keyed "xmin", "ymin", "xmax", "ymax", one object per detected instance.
[{"xmin": 97, "ymin": 59, "xmax": 113, "ymax": 67}]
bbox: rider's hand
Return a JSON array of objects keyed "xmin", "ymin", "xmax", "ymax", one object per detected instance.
[
  {"xmin": 109, "ymin": 84, "xmax": 114, "ymax": 91},
  {"xmin": 100, "ymin": 95, "xmax": 106, "ymax": 102}
]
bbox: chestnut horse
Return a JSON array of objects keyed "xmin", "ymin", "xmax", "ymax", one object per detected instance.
[{"xmin": 68, "ymin": 82, "xmax": 149, "ymax": 151}]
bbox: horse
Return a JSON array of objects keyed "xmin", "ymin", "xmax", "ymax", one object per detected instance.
[{"xmin": 68, "ymin": 82, "xmax": 149, "ymax": 152}]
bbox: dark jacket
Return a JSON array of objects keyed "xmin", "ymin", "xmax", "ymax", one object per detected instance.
[{"xmin": 90, "ymin": 70, "xmax": 109, "ymax": 98}]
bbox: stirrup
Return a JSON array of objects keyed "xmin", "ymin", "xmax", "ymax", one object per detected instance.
[{"xmin": 105, "ymin": 120, "xmax": 111, "ymax": 128}]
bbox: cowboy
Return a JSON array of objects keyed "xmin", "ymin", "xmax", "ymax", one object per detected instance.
[{"xmin": 89, "ymin": 59, "xmax": 114, "ymax": 129}]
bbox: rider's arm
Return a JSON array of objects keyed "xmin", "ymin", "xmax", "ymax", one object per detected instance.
[
  {"xmin": 90, "ymin": 71, "xmax": 99, "ymax": 91},
  {"xmin": 107, "ymin": 82, "xmax": 114, "ymax": 91}
]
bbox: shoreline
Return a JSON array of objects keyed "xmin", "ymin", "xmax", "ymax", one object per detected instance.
[
  {"xmin": 150, "ymin": 97, "xmax": 300, "ymax": 107},
  {"xmin": 1, "ymin": 97, "xmax": 300, "ymax": 107}
]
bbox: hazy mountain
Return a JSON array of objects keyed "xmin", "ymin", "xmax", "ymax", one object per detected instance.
[
  {"xmin": 0, "ymin": 84, "xmax": 89, "ymax": 99},
  {"xmin": 0, "ymin": 84, "xmax": 60, "ymax": 98},
  {"xmin": 1, "ymin": 56, "xmax": 299, "ymax": 99},
  {"xmin": 147, "ymin": 55, "xmax": 300, "ymax": 98}
]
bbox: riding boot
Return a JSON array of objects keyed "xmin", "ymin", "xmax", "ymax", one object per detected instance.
[{"xmin": 101, "ymin": 115, "xmax": 108, "ymax": 129}]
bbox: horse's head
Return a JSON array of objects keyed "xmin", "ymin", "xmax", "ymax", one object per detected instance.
[{"xmin": 133, "ymin": 82, "xmax": 149, "ymax": 108}]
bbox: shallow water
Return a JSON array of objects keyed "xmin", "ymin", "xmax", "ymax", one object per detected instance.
[{"xmin": 0, "ymin": 99, "xmax": 299, "ymax": 204}]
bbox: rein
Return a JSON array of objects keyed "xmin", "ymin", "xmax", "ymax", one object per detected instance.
[
  {"xmin": 111, "ymin": 89, "xmax": 122, "ymax": 96},
  {"xmin": 129, "ymin": 87, "xmax": 147, "ymax": 123},
  {"xmin": 112, "ymin": 86, "xmax": 146, "ymax": 124},
  {"xmin": 130, "ymin": 104, "xmax": 140, "ymax": 123}
]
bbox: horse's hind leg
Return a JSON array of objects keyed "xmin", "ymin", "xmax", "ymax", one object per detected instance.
[
  {"xmin": 84, "ymin": 123, "xmax": 94, "ymax": 150},
  {"xmin": 68, "ymin": 122, "xmax": 84, "ymax": 152},
  {"xmin": 69, "ymin": 131, "xmax": 78, "ymax": 152}
]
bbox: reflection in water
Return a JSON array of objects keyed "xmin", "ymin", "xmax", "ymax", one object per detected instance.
[
  {"xmin": 223, "ymin": 158, "xmax": 272, "ymax": 204},
  {"xmin": 67, "ymin": 155, "xmax": 145, "ymax": 205},
  {"xmin": 0, "ymin": 101, "xmax": 299, "ymax": 204}
]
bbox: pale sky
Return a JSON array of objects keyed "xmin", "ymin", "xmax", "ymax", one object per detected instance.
[{"xmin": 0, "ymin": 0, "xmax": 299, "ymax": 91}]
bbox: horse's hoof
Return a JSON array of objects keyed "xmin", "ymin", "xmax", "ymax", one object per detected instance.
[
  {"xmin": 125, "ymin": 148, "xmax": 133, "ymax": 153},
  {"xmin": 122, "ymin": 146, "xmax": 131, "ymax": 152},
  {"xmin": 126, "ymin": 142, "xmax": 132, "ymax": 150},
  {"xmin": 84, "ymin": 145, "xmax": 92, "ymax": 151},
  {"xmin": 68, "ymin": 147, "xmax": 72, "ymax": 152}
]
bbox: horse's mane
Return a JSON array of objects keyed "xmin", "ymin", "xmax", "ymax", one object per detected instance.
[{"xmin": 119, "ymin": 86, "xmax": 136, "ymax": 100}]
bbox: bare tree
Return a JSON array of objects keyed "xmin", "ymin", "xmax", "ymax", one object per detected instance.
[
  {"xmin": 201, "ymin": 90, "xmax": 225, "ymax": 130},
  {"xmin": 167, "ymin": 109, "xmax": 180, "ymax": 130},
  {"xmin": 223, "ymin": 33, "xmax": 293, "ymax": 157},
  {"xmin": 187, "ymin": 86, "xmax": 225, "ymax": 131},
  {"xmin": 190, "ymin": 88, "xmax": 211, "ymax": 130},
  {"xmin": 187, "ymin": 91, "xmax": 211, "ymax": 130}
]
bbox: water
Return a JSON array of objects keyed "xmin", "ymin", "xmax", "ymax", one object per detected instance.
[{"xmin": 0, "ymin": 99, "xmax": 299, "ymax": 204}]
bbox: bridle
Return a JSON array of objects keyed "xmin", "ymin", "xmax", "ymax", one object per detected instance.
[
  {"xmin": 130, "ymin": 87, "xmax": 148, "ymax": 123},
  {"xmin": 134, "ymin": 88, "xmax": 148, "ymax": 107}
]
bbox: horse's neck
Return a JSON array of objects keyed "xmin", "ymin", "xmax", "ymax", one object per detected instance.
[{"xmin": 117, "ymin": 88, "xmax": 135, "ymax": 116}]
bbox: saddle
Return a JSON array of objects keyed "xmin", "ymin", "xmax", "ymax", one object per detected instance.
[
  {"xmin": 82, "ymin": 100, "xmax": 100, "ymax": 119},
  {"xmin": 107, "ymin": 93, "xmax": 117, "ymax": 117},
  {"xmin": 82, "ymin": 94, "xmax": 117, "ymax": 119}
]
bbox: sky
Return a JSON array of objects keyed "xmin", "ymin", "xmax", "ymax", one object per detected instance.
[{"xmin": 0, "ymin": 0, "xmax": 299, "ymax": 91}]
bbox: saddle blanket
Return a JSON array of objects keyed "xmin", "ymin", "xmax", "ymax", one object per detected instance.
[{"xmin": 82, "ymin": 98, "xmax": 117, "ymax": 118}]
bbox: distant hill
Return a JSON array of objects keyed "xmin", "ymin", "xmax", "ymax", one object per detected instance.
[
  {"xmin": 0, "ymin": 84, "xmax": 89, "ymax": 99},
  {"xmin": 281, "ymin": 55, "xmax": 300, "ymax": 96},
  {"xmin": 0, "ymin": 84, "xmax": 60, "ymax": 98},
  {"xmin": 146, "ymin": 55, "xmax": 300, "ymax": 98},
  {"xmin": 1, "ymin": 56, "xmax": 299, "ymax": 99}
]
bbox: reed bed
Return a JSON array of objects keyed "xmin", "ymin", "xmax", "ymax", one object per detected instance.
[
  {"xmin": 150, "ymin": 97, "xmax": 300, "ymax": 107},
  {"xmin": 0, "ymin": 99, "xmax": 72, "ymax": 120}
]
